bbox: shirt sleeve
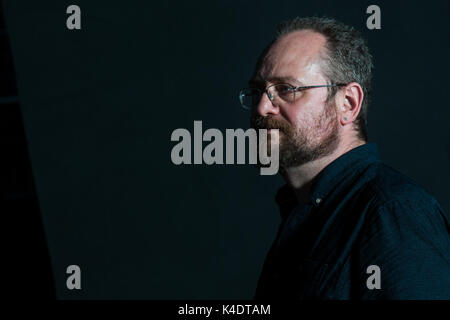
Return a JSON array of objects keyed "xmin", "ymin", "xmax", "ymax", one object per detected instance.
[{"xmin": 356, "ymin": 196, "xmax": 450, "ymax": 300}]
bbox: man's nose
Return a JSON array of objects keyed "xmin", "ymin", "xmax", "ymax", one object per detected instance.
[{"xmin": 255, "ymin": 91, "xmax": 280, "ymax": 117}]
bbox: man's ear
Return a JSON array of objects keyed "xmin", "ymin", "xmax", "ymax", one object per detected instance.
[{"xmin": 339, "ymin": 82, "xmax": 364, "ymax": 125}]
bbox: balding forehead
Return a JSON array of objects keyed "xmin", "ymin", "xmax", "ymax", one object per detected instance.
[
  {"xmin": 253, "ymin": 30, "xmax": 328, "ymax": 82},
  {"xmin": 271, "ymin": 30, "xmax": 327, "ymax": 59}
]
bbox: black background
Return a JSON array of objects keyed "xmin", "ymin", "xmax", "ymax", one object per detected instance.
[{"xmin": 2, "ymin": 0, "xmax": 449, "ymax": 299}]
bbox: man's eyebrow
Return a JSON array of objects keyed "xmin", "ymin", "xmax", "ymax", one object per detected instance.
[{"xmin": 248, "ymin": 76, "xmax": 304, "ymax": 86}]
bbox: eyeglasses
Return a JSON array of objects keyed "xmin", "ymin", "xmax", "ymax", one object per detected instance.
[{"xmin": 239, "ymin": 83, "xmax": 346, "ymax": 110}]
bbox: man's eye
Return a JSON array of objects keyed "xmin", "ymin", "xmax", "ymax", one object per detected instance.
[{"xmin": 275, "ymin": 85, "xmax": 293, "ymax": 96}]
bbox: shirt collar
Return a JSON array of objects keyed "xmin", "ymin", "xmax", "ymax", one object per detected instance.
[{"xmin": 275, "ymin": 143, "xmax": 380, "ymax": 219}]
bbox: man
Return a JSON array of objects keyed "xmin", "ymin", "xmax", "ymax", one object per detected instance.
[{"xmin": 240, "ymin": 17, "xmax": 450, "ymax": 299}]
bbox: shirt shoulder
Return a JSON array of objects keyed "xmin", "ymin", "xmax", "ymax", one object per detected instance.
[
  {"xmin": 362, "ymin": 161, "xmax": 449, "ymax": 245},
  {"xmin": 366, "ymin": 162, "xmax": 441, "ymax": 208},
  {"xmin": 354, "ymin": 163, "xmax": 450, "ymax": 299}
]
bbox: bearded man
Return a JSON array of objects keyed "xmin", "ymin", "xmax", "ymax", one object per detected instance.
[{"xmin": 239, "ymin": 17, "xmax": 450, "ymax": 300}]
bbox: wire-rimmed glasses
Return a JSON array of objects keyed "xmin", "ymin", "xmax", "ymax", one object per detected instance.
[{"xmin": 239, "ymin": 83, "xmax": 346, "ymax": 110}]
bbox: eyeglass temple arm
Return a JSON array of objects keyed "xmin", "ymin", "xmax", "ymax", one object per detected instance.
[{"xmin": 293, "ymin": 83, "xmax": 346, "ymax": 90}]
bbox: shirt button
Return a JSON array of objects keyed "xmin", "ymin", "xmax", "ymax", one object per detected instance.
[{"xmin": 315, "ymin": 198, "xmax": 322, "ymax": 204}]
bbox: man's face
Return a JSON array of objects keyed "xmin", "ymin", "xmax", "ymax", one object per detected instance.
[{"xmin": 250, "ymin": 30, "xmax": 341, "ymax": 169}]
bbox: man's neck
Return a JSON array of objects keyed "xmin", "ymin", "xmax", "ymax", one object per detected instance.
[{"xmin": 280, "ymin": 140, "xmax": 366, "ymax": 204}]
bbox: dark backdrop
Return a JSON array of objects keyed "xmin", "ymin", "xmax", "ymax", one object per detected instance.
[{"xmin": 2, "ymin": 0, "xmax": 449, "ymax": 299}]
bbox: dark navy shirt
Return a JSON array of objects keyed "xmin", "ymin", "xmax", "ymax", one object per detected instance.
[{"xmin": 254, "ymin": 143, "xmax": 450, "ymax": 300}]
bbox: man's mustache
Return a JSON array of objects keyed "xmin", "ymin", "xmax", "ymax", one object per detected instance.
[{"xmin": 250, "ymin": 114, "xmax": 291, "ymax": 134}]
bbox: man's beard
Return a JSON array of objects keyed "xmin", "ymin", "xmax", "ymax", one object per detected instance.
[{"xmin": 250, "ymin": 102, "xmax": 340, "ymax": 169}]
